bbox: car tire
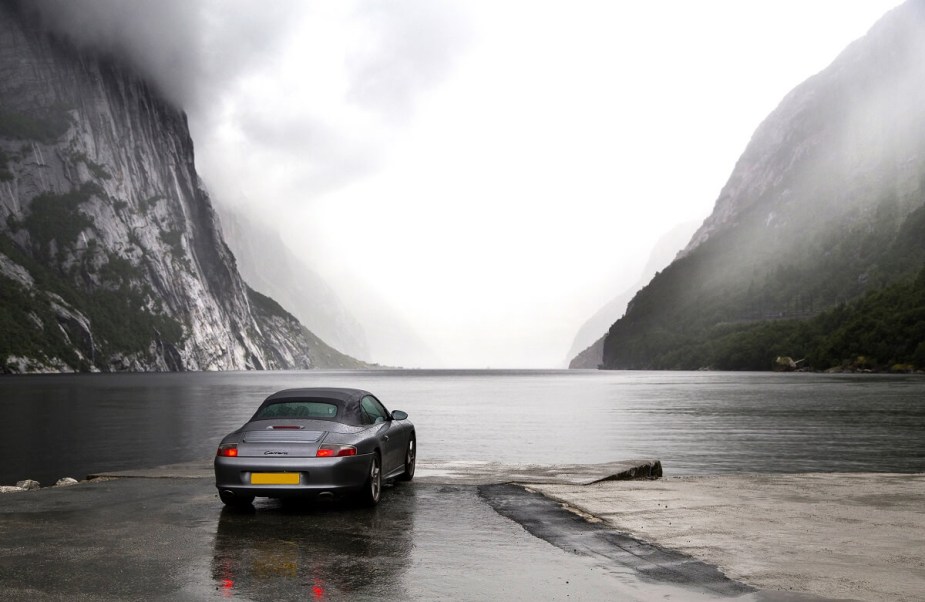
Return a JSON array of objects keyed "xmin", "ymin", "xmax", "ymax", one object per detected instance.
[
  {"xmin": 358, "ymin": 452, "xmax": 382, "ymax": 507},
  {"xmin": 219, "ymin": 490, "xmax": 255, "ymax": 507},
  {"xmin": 398, "ymin": 434, "xmax": 416, "ymax": 482}
]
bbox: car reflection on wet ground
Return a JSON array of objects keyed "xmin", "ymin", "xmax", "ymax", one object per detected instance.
[
  {"xmin": 0, "ymin": 473, "xmax": 775, "ymax": 601},
  {"xmin": 212, "ymin": 488, "xmax": 415, "ymax": 599},
  {"xmin": 210, "ymin": 483, "xmax": 685, "ymax": 600}
]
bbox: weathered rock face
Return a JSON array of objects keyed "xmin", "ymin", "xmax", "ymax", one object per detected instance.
[
  {"xmin": 246, "ymin": 287, "xmax": 369, "ymax": 370},
  {"xmin": 0, "ymin": 2, "xmax": 358, "ymax": 372}
]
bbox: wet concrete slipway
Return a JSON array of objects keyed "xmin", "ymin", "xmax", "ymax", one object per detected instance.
[{"xmin": 0, "ymin": 461, "xmax": 913, "ymax": 602}]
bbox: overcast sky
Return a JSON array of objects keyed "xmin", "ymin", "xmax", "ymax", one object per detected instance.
[{"xmin": 34, "ymin": 0, "xmax": 905, "ymax": 368}]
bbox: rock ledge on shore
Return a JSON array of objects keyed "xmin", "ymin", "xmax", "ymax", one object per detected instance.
[{"xmin": 0, "ymin": 477, "xmax": 82, "ymax": 493}]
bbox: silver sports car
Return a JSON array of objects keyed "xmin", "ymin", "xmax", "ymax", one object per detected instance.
[{"xmin": 214, "ymin": 388, "xmax": 415, "ymax": 507}]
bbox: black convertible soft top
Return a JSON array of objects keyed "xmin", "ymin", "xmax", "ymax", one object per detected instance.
[{"xmin": 253, "ymin": 388, "xmax": 381, "ymax": 427}]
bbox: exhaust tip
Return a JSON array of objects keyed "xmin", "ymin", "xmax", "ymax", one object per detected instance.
[{"xmin": 317, "ymin": 491, "xmax": 334, "ymax": 502}]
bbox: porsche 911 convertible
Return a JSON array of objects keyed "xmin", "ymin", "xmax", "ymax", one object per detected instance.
[{"xmin": 214, "ymin": 388, "xmax": 415, "ymax": 507}]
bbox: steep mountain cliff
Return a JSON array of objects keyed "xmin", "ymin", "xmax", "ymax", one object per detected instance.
[
  {"xmin": 602, "ymin": 0, "xmax": 925, "ymax": 371},
  {"xmin": 0, "ymin": 1, "xmax": 363, "ymax": 372}
]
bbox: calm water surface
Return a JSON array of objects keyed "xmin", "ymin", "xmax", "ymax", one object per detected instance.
[{"xmin": 1, "ymin": 370, "xmax": 923, "ymax": 484}]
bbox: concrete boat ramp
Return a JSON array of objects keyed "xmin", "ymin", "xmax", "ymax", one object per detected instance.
[
  {"xmin": 88, "ymin": 458, "xmax": 663, "ymax": 485},
  {"xmin": 1, "ymin": 460, "xmax": 922, "ymax": 600}
]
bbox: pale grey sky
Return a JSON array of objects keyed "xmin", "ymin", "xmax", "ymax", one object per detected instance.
[{"xmin": 32, "ymin": 0, "xmax": 906, "ymax": 368}]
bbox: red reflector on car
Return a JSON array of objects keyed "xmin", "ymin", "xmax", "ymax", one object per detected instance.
[{"xmin": 217, "ymin": 444, "xmax": 238, "ymax": 457}]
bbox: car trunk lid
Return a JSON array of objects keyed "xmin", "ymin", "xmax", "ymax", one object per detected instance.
[{"xmin": 243, "ymin": 428, "xmax": 324, "ymax": 443}]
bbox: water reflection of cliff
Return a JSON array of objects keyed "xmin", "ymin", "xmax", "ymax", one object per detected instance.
[{"xmin": 211, "ymin": 488, "xmax": 414, "ymax": 600}]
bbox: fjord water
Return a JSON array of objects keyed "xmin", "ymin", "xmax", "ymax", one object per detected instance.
[{"xmin": 1, "ymin": 370, "xmax": 924, "ymax": 485}]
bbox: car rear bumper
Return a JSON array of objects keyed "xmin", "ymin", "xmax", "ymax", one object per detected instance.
[{"xmin": 214, "ymin": 453, "xmax": 372, "ymax": 498}]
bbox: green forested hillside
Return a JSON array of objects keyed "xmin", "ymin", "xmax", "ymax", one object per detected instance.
[
  {"xmin": 603, "ymin": 198, "xmax": 925, "ymax": 371},
  {"xmin": 1, "ymin": 230, "xmax": 184, "ymax": 372},
  {"xmin": 609, "ymin": 263, "xmax": 925, "ymax": 372},
  {"xmin": 601, "ymin": 1, "xmax": 925, "ymax": 372},
  {"xmin": 604, "ymin": 193, "xmax": 925, "ymax": 370}
]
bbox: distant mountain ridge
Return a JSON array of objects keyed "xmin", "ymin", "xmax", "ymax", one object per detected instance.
[
  {"xmin": 601, "ymin": 0, "xmax": 925, "ymax": 371},
  {"xmin": 215, "ymin": 203, "xmax": 372, "ymax": 362},
  {"xmin": 0, "ymin": 1, "xmax": 365, "ymax": 372},
  {"xmin": 567, "ymin": 221, "xmax": 698, "ymax": 369},
  {"xmin": 215, "ymin": 202, "xmax": 439, "ymax": 368}
]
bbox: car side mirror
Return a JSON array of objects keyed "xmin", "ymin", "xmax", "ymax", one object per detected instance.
[{"xmin": 391, "ymin": 410, "xmax": 408, "ymax": 421}]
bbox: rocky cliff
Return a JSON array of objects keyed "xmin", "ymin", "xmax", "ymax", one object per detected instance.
[
  {"xmin": 0, "ymin": 1, "xmax": 362, "ymax": 372},
  {"xmin": 601, "ymin": 0, "xmax": 925, "ymax": 370}
]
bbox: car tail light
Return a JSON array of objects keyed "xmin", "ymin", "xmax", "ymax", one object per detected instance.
[
  {"xmin": 270, "ymin": 425, "xmax": 302, "ymax": 430},
  {"xmin": 316, "ymin": 445, "xmax": 357, "ymax": 457},
  {"xmin": 217, "ymin": 444, "xmax": 238, "ymax": 457}
]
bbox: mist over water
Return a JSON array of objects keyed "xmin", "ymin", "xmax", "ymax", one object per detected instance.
[{"xmin": 2, "ymin": 371, "xmax": 923, "ymax": 485}]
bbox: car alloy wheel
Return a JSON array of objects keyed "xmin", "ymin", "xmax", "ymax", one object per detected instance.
[
  {"xmin": 399, "ymin": 436, "xmax": 416, "ymax": 482},
  {"xmin": 361, "ymin": 453, "xmax": 382, "ymax": 506}
]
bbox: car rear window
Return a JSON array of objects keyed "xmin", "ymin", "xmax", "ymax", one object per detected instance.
[{"xmin": 254, "ymin": 401, "xmax": 338, "ymax": 420}]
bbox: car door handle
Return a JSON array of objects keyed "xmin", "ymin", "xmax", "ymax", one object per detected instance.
[{"xmin": 383, "ymin": 435, "xmax": 390, "ymax": 441}]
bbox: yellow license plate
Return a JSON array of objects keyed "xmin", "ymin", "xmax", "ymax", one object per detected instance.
[{"xmin": 250, "ymin": 472, "xmax": 300, "ymax": 485}]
